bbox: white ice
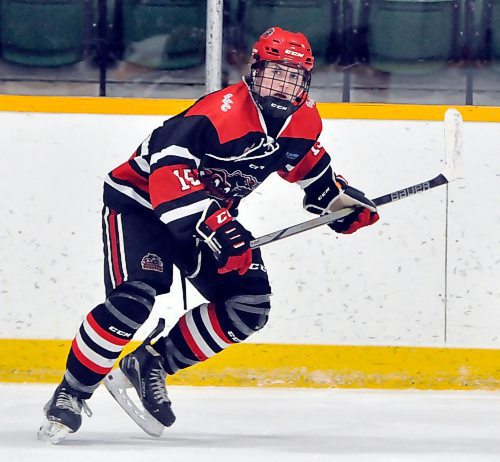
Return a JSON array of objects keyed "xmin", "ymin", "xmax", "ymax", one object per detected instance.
[{"xmin": 1, "ymin": 383, "xmax": 500, "ymax": 462}]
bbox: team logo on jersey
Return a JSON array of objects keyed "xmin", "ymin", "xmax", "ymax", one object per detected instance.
[
  {"xmin": 242, "ymin": 137, "xmax": 279, "ymax": 157},
  {"xmin": 221, "ymin": 93, "xmax": 233, "ymax": 112},
  {"xmin": 141, "ymin": 253, "xmax": 164, "ymax": 272},
  {"xmin": 200, "ymin": 168, "xmax": 259, "ymax": 199}
]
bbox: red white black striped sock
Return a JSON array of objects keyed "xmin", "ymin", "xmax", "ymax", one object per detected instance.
[
  {"xmin": 158, "ymin": 303, "xmax": 239, "ymax": 374},
  {"xmin": 65, "ymin": 305, "xmax": 136, "ymax": 397}
]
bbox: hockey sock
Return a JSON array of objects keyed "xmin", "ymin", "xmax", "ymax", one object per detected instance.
[
  {"xmin": 65, "ymin": 281, "xmax": 156, "ymax": 398},
  {"xmin": 156, "ymin": 295, "xmax": 270, "ymax": 374}
]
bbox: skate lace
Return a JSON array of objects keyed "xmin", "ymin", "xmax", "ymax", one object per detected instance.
[
  {"xmin": 150, "ymin": 367, "xmax": 169, "ymax": 404},
  {"xmin": 82, "ymin": 400, "xmax": 93, "ymax": 417},
  {"xmin": 56, "ymin": 391, "xmax": 93, "ymax": 417}
]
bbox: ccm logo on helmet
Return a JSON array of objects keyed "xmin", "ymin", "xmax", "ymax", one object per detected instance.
[
  {"xmin": 270, "ymin": 103, "xmax": 287, "ymax": 110},
  {"xmin": 285, "ymin": 49, "xmax": 304, "ymax": 57}
]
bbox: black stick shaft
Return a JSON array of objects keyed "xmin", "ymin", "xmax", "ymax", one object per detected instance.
[{"xmin": 373, "ymin": 174, "xmax": 448, "ymax": 207}]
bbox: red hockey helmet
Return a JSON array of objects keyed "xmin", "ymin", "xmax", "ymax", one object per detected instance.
[
  {"xmin": 248, "ymin": 27, "xmax": 314, "ymax": 118},
  {"xmin": 251, "ymin": 27, "xmax": 314, "ymax": 72}
]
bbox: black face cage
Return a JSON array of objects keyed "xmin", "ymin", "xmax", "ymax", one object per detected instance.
[{"xmin": 250, "ymin": 61, "xmax": 311, "ymax": 105}]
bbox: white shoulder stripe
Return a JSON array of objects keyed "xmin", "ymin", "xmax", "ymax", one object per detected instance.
[
  {"xmin": 151, "ymin": 145, "xmax": 201, "ymax": 167},
  {"xmin": 104, "ymin": 175, "xmax": 153, "ymax": 209},
  {"xmin": 134, "ymin": 156, "xmax": 150, "ymax": 173},
  {"xmin": 159, "ymin": 198, "xmax": 211, "ymax": 225},
  {"xmin": 139, "ymin": 135, "xmax": 152, "ymax": 156}
]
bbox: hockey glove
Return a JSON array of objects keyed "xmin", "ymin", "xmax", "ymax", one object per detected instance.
[
  {"xmin": 304, "ymin": 174, "xmax": 379, "ymax": 234},
  {"xmin": 324, "ymin": 185, "xmax": 378, "ymax": 234},
  {"xmin": 196, "ymin": 201, "xmax": 253, "ymax": 275}
]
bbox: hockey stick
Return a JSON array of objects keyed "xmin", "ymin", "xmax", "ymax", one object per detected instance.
[{"xmin": 250, "ymin": 108, "xmax": 463, "ymax": 249}]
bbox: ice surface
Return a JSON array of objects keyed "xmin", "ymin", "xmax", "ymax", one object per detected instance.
[{"xmin": 1, "ymin": 383, "xmax": 500, "ymax": 461}]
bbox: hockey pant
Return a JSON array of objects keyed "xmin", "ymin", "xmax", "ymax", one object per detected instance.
[{"xmin": 64, "ymin": 206, "xmax": 271, "ymax": 398}]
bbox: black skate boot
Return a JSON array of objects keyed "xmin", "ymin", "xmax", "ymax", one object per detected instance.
[
  {"xmin": 104, "ymin": 318, "xmax": 175, "ymax": 437},
  {"xmin": 37, "ymin": 381, "xmax": 92, "ymax": 444}
]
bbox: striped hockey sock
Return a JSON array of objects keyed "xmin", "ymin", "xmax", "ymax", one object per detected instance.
[
  {"xmin": 158, "ymin": 303, "xmax": 237, "ymax": 374},
  {"xmin": 157, "ymin": 296, "xmax": 270, "ymax": 374},
  {"xmin": 64, "ymin": 282, "xmax": 155, "ymax": 397},
  {"xmin": 65, "ymin": 308, "xmax": 133, "ymax": 398}
]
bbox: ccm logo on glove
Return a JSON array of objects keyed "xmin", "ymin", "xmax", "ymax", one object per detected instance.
[
  {"xmin": 196, "ymin": 203, "xmax": 253, "ymax": 275},
  {"xmin": 205, "ymin": 208, "xmax": 232, "ymax": 229}
]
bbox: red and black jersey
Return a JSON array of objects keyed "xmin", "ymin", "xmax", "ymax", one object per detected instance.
[{"xmin": 104, "ymin": 79, "xmax": 337, "ymax": 242}]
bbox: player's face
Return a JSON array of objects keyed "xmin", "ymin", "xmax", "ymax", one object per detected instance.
[{"xmin": 254, "ymin": 62, "xmax": 306, "ymax": 101}]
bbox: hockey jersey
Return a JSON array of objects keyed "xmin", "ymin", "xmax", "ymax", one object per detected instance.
[{"xmin": 103, "ymin": 80, "xmax": 337, "ymax": 242}]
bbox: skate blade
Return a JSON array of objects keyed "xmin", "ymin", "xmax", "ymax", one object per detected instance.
[
  {"xmin": 37, "ymin": 420, "xmax": 71, "ymax": 444},
  {"xmin": 104, "ymin": 369, "xmax": 165, "ymax": 437}
]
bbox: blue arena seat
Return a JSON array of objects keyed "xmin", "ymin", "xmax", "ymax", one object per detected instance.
[{"xmin": 490, "ymin": 0, "xmax": 500, "ymax": 69}]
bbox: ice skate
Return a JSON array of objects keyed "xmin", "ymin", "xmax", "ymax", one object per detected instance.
[
  {"xmin": 104, "ymin": 318, "xmax": 175, "ymax": 437},
  {"xmin": 37, "ymin": 381, "xmax": 92, "ymax": 444}
]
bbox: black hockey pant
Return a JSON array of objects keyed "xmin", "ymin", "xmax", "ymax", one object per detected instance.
[{"xmin": 64, "ymin": 206, "xmax": 271, "ymax": 398}]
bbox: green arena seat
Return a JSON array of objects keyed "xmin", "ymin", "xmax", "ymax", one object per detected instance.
[
  {"xmin": 241, "ymin": 0, "xmax": 339, "ymax": 65},
  {"xmin": 491, "ymin": 0, "xmax": 500, "ymax": 69},
  {"xmin": 118, "ymin": 0, "xmax": 206, "ymax": 69},
  {"xmin": 0, "ymin": 0, "xmax": 86, "ymax": 67},
  {"xmin": 367, "ymin": 0, "xmax": 457, "ymax": 74}
]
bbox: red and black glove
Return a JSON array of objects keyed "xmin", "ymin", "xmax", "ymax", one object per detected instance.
[
  {"xmin": 329, "ymin": 206, "xmax": 379, "ymax": 234},
  {"xmin": 196, "ymin": 201, "xmax": 253, "ymax": 275},
  {"xmin": 328, "ymin": 186, "xmax": 379, "ymax": 234}
]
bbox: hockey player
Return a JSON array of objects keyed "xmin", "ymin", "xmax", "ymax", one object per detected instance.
[{"xmin": 38, "ymin": 27, "xmax": 379, "ymax": 443}]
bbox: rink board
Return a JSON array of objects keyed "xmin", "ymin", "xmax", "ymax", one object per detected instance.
[
  {"xmin": 1, "ymin": 98, "xmax": 499, "ymax": 390},
  {"xmin": 1, "ymin": 339, "xmax": 500, "ymax": 390},
  {"xmin": 0, "ymin": 94, "xmax": 499, "ymax": 121}
]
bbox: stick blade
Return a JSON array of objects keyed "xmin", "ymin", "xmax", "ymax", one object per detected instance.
[{"xmin": 443, "ymin": 108, "xmax": 463, "ymax": 182}]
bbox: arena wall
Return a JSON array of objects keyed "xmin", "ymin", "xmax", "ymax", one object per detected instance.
[{"xmin": 1, "ymin": 97, "xmax": 499, "ymax": 388}]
